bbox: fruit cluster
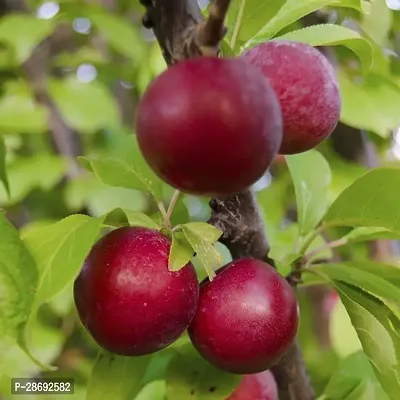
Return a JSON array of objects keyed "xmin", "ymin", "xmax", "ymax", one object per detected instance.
[
  {"xmin": 74, "ymin": 40, "xmax": 341, "ymax": 398},
  {"xmin": 74, "ymin": 227, "xmax": 297, "ymax": 398},
  {"xmin": 136, "ymin": 40, "xmax": 341, "ymax": 197}
]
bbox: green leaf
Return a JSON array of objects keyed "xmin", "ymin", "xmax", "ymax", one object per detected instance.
[
  {"xmin": 20, "ymin": 214, "xmax": 105, "ymax": 369},
  {"xmin": 166, "ymin": 344, "xmax": 240, "ymax": 400},
  {"xmin": 89, "ymin": 13, "xmax": 145, "ymax": 62},
  {"xmin": 48, "ymin": 77, "xmax": 119, "ymax": 132},
  {"xmin": 323, "ymin": 351, "xmax": 389, "ymax": 400},
  {"xmin": 336, "ymin": 261, "xmax": 400, "ymax": 287},
  {"xmin": 275, "ymin": 24, "xmax": 372, "ymax": 74},
  {"xmin": 87, "ymin": 351, "xmax": 151, "ymax": 400},
  {"xmin": 135, "ymin": 380, "xmax": 166, "ymax": 400},
  {"xmin": 338, "ymin": 71, "xmax": 400, "ymax": 137},
  {"xmin": 286, "ymin": 150, "xmax": 331, "ymax": 236},
  {"xmin": 169, "ymin": 232, "xmax": 194, "ymax": 272},
  {"xmin": 80, "ymin": 156, "xmax": 163, "ymax": 202},
  {"xmin": 180, "ymin": 225, "xmax": 223, "ymax": 280},
  {"xmin": 0, "ymin": 81, "xmax": 48, "ymax": 134},
  {"xmin": 103, "ymin": 208, "xmax": 129, "ymax": 227},
  {"xmin": 81, "ymin": 134, "xmax": 164, "ymax": 202},
  {"xmin": 310, "ymin": 264, "xmax": 400, "ymax": 304},
  {"xmin": 227, "ymin": 0, "xmax": 286, "ymax": 48},
  {"xmin": 181, "ymin": 222, "xmax": 223, "ymax": 244},
  {"xmin": 0, "ymin": 14, "xmax": 55, "ymax": 64},
  {"xmin": 0, "ymin": 155, "xmax": 68, "ymax": 206},
  {"xmin": 245, "ymin": 0, "xmax": 364, "ymax": 46},
  {"xmin": 343, "ymin": 227, "xmax": 400, "ymax": 243},
  {"xmin": 0, "ymin": 212, "xmax": 38, "ymax": 354},
  {"xmin": 324, "ymin": 168, "xmax": 400, "ymax": 231},
  {"xmin": 335, "ymin": 283, "xmax": 400, "ymax": 400},
  {"xmin": 0, "ymin": 137, "xmax": 9, "ymax": 195},
  {"xmin": 123, "ymin": 210, "xmax": 160, "ymax": 230}
]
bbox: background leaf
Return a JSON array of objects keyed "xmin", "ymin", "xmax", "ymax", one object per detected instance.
[
  {"xmin": 87, "ymin": 351, "xmax": 151, "ymax": 400},
  {"xmin": 0, "ymin": 155, "xmax": 68, "ymax": 206},
  {"xmin": 286, "ymin": 150, "xmax": 331, "ymax": 236},
  {"xmin": 0, "ymin": 81, "xmax": 48, "ymax": 134},
  {"xmin": 338, "ymin": 71, "xmax": 400, "ymax": 137},
  {"xmin": 48, "ymin": 77, "xmax": 120, "ymax": 132},
  {"xmin": 0, "ymin": 15, "xmax": 55, "ymax": 64},
  {"xmin": 89, "ymin": 13, "xmax": 145, "ymax": 62}
]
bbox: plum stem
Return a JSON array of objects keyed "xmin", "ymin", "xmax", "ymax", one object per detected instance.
[
  {"xmin": 165, "ymin": 190, "xmax": 181, "ymax": 226},
  {"xmin": 157, "ymin": 202, "xmax": 168, "ymax": 220},
  {"xmin": 197, "ymin": 0, "xmax": 231, "ymax": 56},
  {"xmin": 305, "ymin": 237, "xmax": 348, "ymax": 266}
]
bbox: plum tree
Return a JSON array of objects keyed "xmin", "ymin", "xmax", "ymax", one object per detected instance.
[
  {"xmin": 227, "ymin": 371, "xmax": 278, "ymax": 400},
  {"xmin": 188, "ymin": 258, "xmax": 299, "ymax": 374},
  {"xmin": 136, "ymin": 56, "xmax": 283, "ymax": 197},
  {"xmin": 73, "ymin": 227, "xmax": 199, "ymax": 356},
  {"xmin": 242, "ymin": 40, "xmax": 341, "ymax": 154}
]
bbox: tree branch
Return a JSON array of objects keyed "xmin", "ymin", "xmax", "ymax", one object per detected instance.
[
  {"xmin": 141, "ymin": 1, "xmax": 314, "ymax": 399},
  {"xmin": 197, "ymin": 0, "xmax": 231, "ymax": 56}
]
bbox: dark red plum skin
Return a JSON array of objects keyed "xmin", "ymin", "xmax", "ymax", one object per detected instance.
[
  {"xmin": 73, "ymin": 227, "xmax": 199, "ymax": 356},
  {"xmin": 188, "ymin": 258, "xmax": 299, "ymax": 374},
  {"xmin": 227, "ymin": 370, "xmax": 278, "ymax": 400},
  {"xmin": 136, "ymin": 57, "xmax": 282, "ymax": 197},
  {"xmin": 242, "ymin": 40, "xmax": 341, "ymax": 155}
]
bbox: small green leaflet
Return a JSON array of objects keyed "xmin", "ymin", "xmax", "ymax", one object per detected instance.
[
  {"xmin": 275, "ymin": 24, "xmax": 372, "ymax": 74},
  {"xmin": 166, "ymin": 344, "xmax": 241, "ymax": 400},
  {"xmin": 244, "ymin": 0, "xmax": 365, "ymax": 47},
  {"xmin": 286, "ymin": 150, "xmax": 331, "ymax": 237},
  {"xmin": 20, "ymin": 214, "xmax": 105, "ymax": 369},
  {"xmin": 324, "ymin": 168, "xmax": 400, "ymax": 232},
  {"xmin": 87, "ymin": 351, "xmax": 151, "ymax": 400},
  {"xmin": 169, "ymin": 223, "xmax": 223, "ymax": 273},
  {"xmin": 0, "ymin": 137, "xmax": 10, "ymax": 196},
  {"xmin": 182, "ymin": 222, "xmax": 223, "ymax": 244},
  {"xmin": 0, "ymin": 212, "xmax": 38, "ymax": 351},
  {"xmin": 169, "ymin": 232, "xmax": 194, "ymax": 272},
  {"xmin": 180, "ymin": 224, "xmax": 223, "ymax": 280}
]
